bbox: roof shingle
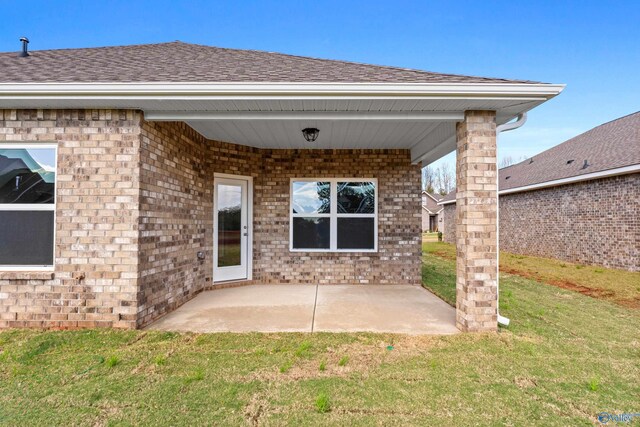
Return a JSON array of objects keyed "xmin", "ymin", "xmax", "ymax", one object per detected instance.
[
  {"xmin": 499, "ymin": 111, "xmax": 640, "ymax": 191},
  {"xmin": 0, "ymin": 41, "xmax": 541, "ymax": 84},
  {"xmin": 440, "ymin": 111, "xmax": 640, "ymax": 203}
]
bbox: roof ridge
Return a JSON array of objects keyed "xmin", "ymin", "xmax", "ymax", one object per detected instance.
[{"xmin": 0, "ymin": 40, "xmax": 186, "ymax": 54}]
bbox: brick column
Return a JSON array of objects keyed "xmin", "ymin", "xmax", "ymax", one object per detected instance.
[{"xmin": 455, "ymin": 110, "xmax": 498, "ymax": 332}]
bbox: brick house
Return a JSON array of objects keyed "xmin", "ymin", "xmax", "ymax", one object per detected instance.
[
  {"xmin": 421, "ymin": 191, "xmax": 443, "ymax": 232},
  {"xmin": 440, "ymin": 112, "xmax": 640, "ymax": 272},
  {"xmin": 0, "ymin": 41, "xmax": 564, "ymax": 331}
]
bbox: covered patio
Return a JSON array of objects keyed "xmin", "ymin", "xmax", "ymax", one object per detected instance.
[
  {"xmin": 146, "ymin": 285, "xmax": 458, "ymax": 334},
  {"xmin": 0, "ymin": 42, "xmax": 564, "ymax": 331}
]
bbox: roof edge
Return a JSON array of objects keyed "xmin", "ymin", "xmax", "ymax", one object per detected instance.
[
  {"xmin": 0, "ymin": 82, "xmax": 566, "ymax": 98},
  {"xmin": 438, "ymin": 163, "xmax": 640, "ymax": 203}
]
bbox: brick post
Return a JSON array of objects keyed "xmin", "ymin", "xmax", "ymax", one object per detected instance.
[{"xmin": 455, "ymin": 110, "xmax": 498, "ymax": 332}]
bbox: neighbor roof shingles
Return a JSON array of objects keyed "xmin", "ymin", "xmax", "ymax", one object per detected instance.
[
  {"xmin": 440, "ymin": 111, "xmax": 640, "ymax": 203},
  {"xmin": 0, "ymin": 41, "xmax": 541, "ymax": 84},
  {"xmin": 499, "ymin": 111, "xmax": 640, "ymax": 191}
]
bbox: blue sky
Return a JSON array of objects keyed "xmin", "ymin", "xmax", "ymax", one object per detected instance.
[{"xmin": 2, "ymin": 1, "xmax": 638, "ymax": 171}]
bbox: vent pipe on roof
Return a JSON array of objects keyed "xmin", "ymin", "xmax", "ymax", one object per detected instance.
[{"xmin": 19, "ymin": 37, "xmax": 29, "ymax": 57}]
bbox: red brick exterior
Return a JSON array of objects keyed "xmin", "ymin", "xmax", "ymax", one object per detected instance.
[
  {"xmin": 0, "ymin": 110, "xmax": 422, "ymax": 329},
  {"xmin": 443, "ymin": 173, "xmax": 639, "ymax": 272}
]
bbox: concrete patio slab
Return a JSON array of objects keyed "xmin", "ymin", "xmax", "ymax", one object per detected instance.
[
  {"xmin": 145, "ymin": 284, "xmax": 458, "ymax": 335},
  {"xmin": 146, "ymin": 285, "xmax": 316, "ymax": 333},
  {"xmin": 314, "ymin": 285, "xmax": 458, "ymax": 334}
]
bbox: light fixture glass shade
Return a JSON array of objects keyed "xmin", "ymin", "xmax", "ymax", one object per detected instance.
[{"xmin": 302, "ymin": 128, "xmax": 319, "ymax": 142}]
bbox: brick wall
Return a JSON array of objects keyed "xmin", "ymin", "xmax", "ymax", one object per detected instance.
[
  {"xmin": 441, "ymin": 174, "xmax": 639, "ymax": 272},
  {"xmin": 455, "ymin": 111, "xmax": 498, "ymax": 332},
  {"xmin": 0, "ymin": 109, "xmax": 141, "ymax": 329},
  {"xmin": 255, "ymin": 149, "xmax": 422, "ymax": 285},
  {"xmin": 499, "ymin": 174, "xmax": 639, "ymax": 271},
  {"xmin": 443, "ymin": 204, "xmax": 456, "ymax": 244},
  {"xmin": 1, "ymin": 112, "xmax": 422, "ymax": 329}
]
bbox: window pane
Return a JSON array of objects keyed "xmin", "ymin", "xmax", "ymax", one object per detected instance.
[
  {"xmin": 292, "ymin": 181, "xmax": 330, "ymax": 214},
  {"xmin": 217, "ymin": 184, "xmax": 242, "ymax": 267},
  {"xmin": 0, "ymin": 211, "xmax": 54, "ymax": 265},
  {"xmin": 337, "ymin": 218, "xmax": 375, "ymax": 250},
  {"xmin": 292, "ymin": 217, "xmax": 330, "ymax": 249},
  {"xmin": 0, "ymin": 147, "xmax": 56, "ymax": 204},
  {"xmin": 337, "ymin": 182, "xmax": 375, "ymax": 214}
]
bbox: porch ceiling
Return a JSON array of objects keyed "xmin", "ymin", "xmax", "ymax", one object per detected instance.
[
  {"xmin": 0, "ymin": 81, "xmax": 565, "ymax": 164},
  {"xmin": 144, "ymin": 96, "xmax": 543, "ymax": 164}
]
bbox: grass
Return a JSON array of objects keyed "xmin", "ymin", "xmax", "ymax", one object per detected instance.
[
  {"xmin": 315, "ymin": 392, "xmax": 331, "ymax": 413},
  {"xmin": 0, "ymin": 251, "xmax": 638, "ymax": 425},
  {"xmin": 423, "ymin": 240, "xmax": 640, "ymax": 308}
]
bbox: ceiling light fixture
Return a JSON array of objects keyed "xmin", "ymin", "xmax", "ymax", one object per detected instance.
[{"xmin": 302, "ymin": 127, "xmax": 319, "ymax": 142}]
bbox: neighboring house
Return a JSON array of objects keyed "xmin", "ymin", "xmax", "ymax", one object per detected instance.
[
  {"xmin": 421, "ymin": 191, "xmax": 443, "ymax": 232},
  {"xmin": 440, "ymin": 112, "xmax": 640, "ymax": 272},
  {"xmin": 0, "ymin": 41, "xmax": 563, "ymax": 332}
]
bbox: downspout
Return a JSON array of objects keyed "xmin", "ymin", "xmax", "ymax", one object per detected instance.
[{"xmin": 495, "ymin": 113, "xmax": 527, "ymax": 326}]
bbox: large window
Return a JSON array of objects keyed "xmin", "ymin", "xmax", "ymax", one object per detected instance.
[
  {"xmin": 290, "ymin": 178, "xmax": 377, "ymax": 252},
  {"xmin": 0, "ymin": 143, "xmax": 57, "ymax": 269}
]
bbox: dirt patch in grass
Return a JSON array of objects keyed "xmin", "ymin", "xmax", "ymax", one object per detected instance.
[
  {"xmin": 244, "ymin": 335, "xmax": 440, "ymax": 382},
  {"xmin": 501, "ymin": 266, "xmax": 640, "ymax": 309},
  {"xmin": 424, "ymin": 240, "xmax": 640, "ymax": 309}
]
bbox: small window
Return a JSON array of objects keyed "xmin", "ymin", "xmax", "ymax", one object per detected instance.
[
  {"xmin": 290, "ymin": 179, "xmax": 377, "ymax": 252},
  {"xmin": 0, "ymin": 144, "xmax": 57, "ymax": 269}
]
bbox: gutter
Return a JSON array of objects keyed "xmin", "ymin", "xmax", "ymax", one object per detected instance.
[
  {"xmin": 438, "ymin": 163, "xmax": 640, "ymax": 204},
  {"xmin": 0, "ymin": 82, "xmax": 566, "ymax": 100}
]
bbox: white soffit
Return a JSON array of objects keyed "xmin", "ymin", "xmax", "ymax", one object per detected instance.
[{"xmin": 0, "ymin": 82, "xmax": 565, "ymax": 164}]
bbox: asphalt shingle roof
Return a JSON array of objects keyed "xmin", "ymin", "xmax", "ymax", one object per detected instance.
[
  {"xmin": 500, "ymin": 111, "xmax": 640, "ymax": 191},
  {"xmin": 0, "ymin": 41, "xmax": 541, "ymax": 84},
  {"xmin": 440, "ymin": 111, "xmax": 640, "ymax": 203}
]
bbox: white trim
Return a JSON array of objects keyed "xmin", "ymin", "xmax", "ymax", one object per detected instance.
[
  {"xmin": 499, "ymin": 164, "xmax": 640, "ymax": 195},
  {"xmin": 213, "ymin": 173, "xmax": 253, "ymax": 283},
  {"xmin": 0, "ymin": 142, "xmax": 58, "ymax": 270},
  {"xmin": 438, "ymin": 164, "xmax": 640, "ymax": 203},
  {"xmin": 421, "ymin": 191, "xmax": 441, "ymax": 203},
  {"xmin": 0, "ymin": 82, "xmax": 566, "ymax": 99},
  {"xmin": 422, "ymin": 205, "xmax": 434, "ymax": 214},
  {"xmin": 290, "ymin": 178, "xmax": 378, "ymax": 253},
  {"xmin": 145, "ymin": 111, "xmax": 464, "ymax": 121}
]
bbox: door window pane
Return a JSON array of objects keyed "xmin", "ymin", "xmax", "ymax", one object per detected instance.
[
  {"xmin": 337, "ymin": 182, "xmax": 375, "ymax": 213},
  {"xmin": 0, "ymin": 148, "xmax": 56, "ymax": 204},
  {"xmin": 292, "ymin": 181, "xmax": 330, "ymax": 214},
  {"xmin": 292, "ymin": 217, "xmax": 330, "ymax": 249},
  {"xmin": 337, "ymin": 218, "xmax": 375, "ymax": 250},
  {"xmin": 0, "ymin": 211, "xmax": 54, "ymax": 265},
  {"xmin": 217, "ymin": 184, "xmax": 242, "ymax": 267}
]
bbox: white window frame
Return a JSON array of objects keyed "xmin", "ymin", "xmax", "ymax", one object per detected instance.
[
  {"xmin": 289, "ymin": 178, "xmax": 378, "ymax": 253},
  {"xmin": 0, "ymin": 142, "xmax": 58, "ymax": 271}
]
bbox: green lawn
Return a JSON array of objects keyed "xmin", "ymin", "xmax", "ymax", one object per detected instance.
[
  {"xmin": 0, "ymin": 252, "xmax": 639, "ymax": 425},
  {"xmin": 423, "ymin": 240, "xmax": 640, "ymax": 308}
]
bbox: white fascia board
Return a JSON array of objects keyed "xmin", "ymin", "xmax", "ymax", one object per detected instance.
[
  {"xmin": 437, "ymin": 164, "xmax": 640, "ymax": 203},
  {"xmin": 499, "ymin": 164, "xmax": 640, "ymax": 195},
  {"xmin": 0, "ymin": 82, "xmax": 566, "ymax": 100}
]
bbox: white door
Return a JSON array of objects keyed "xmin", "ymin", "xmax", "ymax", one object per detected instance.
[{"xmin": 214, "ymin": 177, "xmax": 250, "ymax": 282}]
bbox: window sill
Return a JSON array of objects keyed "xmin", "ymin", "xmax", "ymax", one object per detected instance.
[{"xmin": 0, "ymin": 271, "xmax": 55, "ymax": 280}]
